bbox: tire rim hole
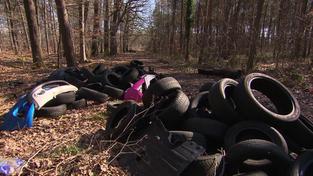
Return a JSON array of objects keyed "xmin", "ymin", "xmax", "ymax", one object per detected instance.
[{"xmin": 251, "ymin": 89, "xmax": 278, "ymax": 114}]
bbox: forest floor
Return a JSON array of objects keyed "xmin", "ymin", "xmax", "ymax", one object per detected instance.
[{"xmin": 0, "ymin": 52, "xmax": 313, "ymax": 175}]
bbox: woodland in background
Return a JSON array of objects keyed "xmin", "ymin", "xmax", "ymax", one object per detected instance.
[
  {"xmin": 148, "ymin": 0, "xmax": 313, "ymax": 71},
  {"xmin": 0, "ymin": 0, "xmax": 148, "ymax": 67},
  {"xmin": 1, "ymin": 0, "xmax": 313, "ymax": 71}
]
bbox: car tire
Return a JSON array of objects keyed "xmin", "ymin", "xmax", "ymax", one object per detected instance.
[
  {"xmin": 224, "ymin": 121, "xmax": 288, "ymax": 153},
  {"xmin": 155, "ymin": 90, "xmax": 190, "ymax": 130},
  {"xmin": 143, "ymin": 77, "xmax": 182, "ymax": 106},
  {"xmin": 226, "ymin": 139, "xmax": 293, "ymax": 174},
  {"xmin": 36, "ymin": 104, "xmax": 67, "ymax": 117},
  {"xmin": 182, "ymin": 117, "xmax": 228, "ymax": 141},
  {"xmin": 233, "ymin": 73, "xmax": 300, "ymax": 123},
  {"xmin": 68, "ymin": 98, "xmax": 87, "ymax": 109},
  {"xmin": 77, "ymin": 87, "xmax": 109, "ymax": 103},
  {"xmin": 102, "ymin": 85, "xmax": 124, "ymax": 99},
  {"xmin": 208, "ymin": 78, "xmax": 240, "ymax": 125},
  {"xmin": 289, "ymin": 150, "xmax": 313, "ymax": 176}
]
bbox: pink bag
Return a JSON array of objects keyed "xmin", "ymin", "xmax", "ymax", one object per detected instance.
[{"xmin": 123, "ymin": 75, "xmax": 155, "ymax": 102}]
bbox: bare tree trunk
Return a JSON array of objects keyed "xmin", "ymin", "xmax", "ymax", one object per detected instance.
[
  {"xmin": 294, "ymin": 0, "xmax": 308, "ymax": 58},
  {"xmin": 48, "ymin": 0, "xmax": 57, "ymax": 53},
  {"xmin": 5, "ymin": 0, "xmax": 19, "ymax": 54},
  {"xmin": 184, "ymin": 0, "xmax": 193, "ymax": 62},
  {"xmin": 179, "ymin": 0, "xmax": 184, "ymax": 52},
  {"xmin": 24, "ymin": 0, "xmax": 44, "ymax": 67},
  {"xmin": 169, "ymin": 0, "xmax": 177, "ymax": 55},
  {"xmin": 110, "ymin": 0, "xmax": 122, "ymax": 56},
  {"xmin": 18, "ymin": 3, "xmax": 31, "ymax": 51},
  {"xmin": 247, "ymin": 0, "xmax": 264, "ymax": 71},
  {"xmin": 43, "ymin": 0, "xmax": 50, "ymax": 55},
  {"xmin": 79, "ymin": 0, "xmax": 88, "ymax": 62},
  {"xmin": 34, "ymin": 0, "xmax": 42, "ymax": 50},
  {"xmin": 91, "ymin": 0, "xmax": 100, "ymax": 57},
  {"xmin": 55, "ymin": 0, "xmax": 77, "ymax": 67},
  {"xmin": 103, "ymin": 0, "xmax": 110, "ymax": 55}
]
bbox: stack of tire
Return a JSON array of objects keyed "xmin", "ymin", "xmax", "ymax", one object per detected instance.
[
  {"xmin": 47, "ymin": 60, "xmax": 149, "ymax": 103},
  {"xmin": 105, "ymin": 73, "xmax": 313, "ymax": 176},
  {"xmin": 36, "ymin": 91, "xmax": 87, "ymax": 117}
]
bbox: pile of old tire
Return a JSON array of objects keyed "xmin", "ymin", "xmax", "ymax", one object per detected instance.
[
  {"xmin": 181, "ymin": 72, "xmax": 313, "ymax": 175},
  {"xmin": 46, "ymin": 59, "xmax": 150, "ymax": 102},
  {"xmin": 35, "ymin": 91, "xmax": 87, "ymax": 117},
  {"xmin": 105, "ymin": 73, "xmax": 313, "ymax": 176}
]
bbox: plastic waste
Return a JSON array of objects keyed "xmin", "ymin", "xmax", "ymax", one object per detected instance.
[{"xmin": 0, "ymin": 157, "xmax": 24, "ymax": 175}]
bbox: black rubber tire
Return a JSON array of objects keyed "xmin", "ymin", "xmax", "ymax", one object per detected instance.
[
  {"xmin": 130, "ymin": 59, "xmax": 144, "ymax": 68},
  {"xmin": 111, "ymin": 65, "xmax": 130, "ymax": 76},
  {"xmin": 233, "ymin": 73, "xmax": 300, "ymax": 123},
  {"xmin": 226, "ymin": 139, "xmax": 293, "ymax": 174},
  {"xmin": 68, "ymin": 98, "xmax": 87, "ymax": 109},
  {"xmin": 181, "ymin": 153, "xmax": 225, "ymax": 176},
  {"xmin": 232, "ymin": 171, "xmax": 268, "ymax": 176},
  {"xmin": 102, "ymin": 71, "xmax": 121, "ymax": 87},
  {"xmin": 80, "ymin": 67, "xmax": 95, "ymax": 80},
  {"xmin": 169, "ymin": 131, "xmax": 208, "ymax": 149},
  {"xmin": 199, "ymin": 81, "xmax": 216, "ymax": 92},
  {"xmin": 182, "ymin": 117, "xmax": 228, "ymax": 141},
  {"xmin": 155, "ymin": 90, "xmax": 190, "ymax": 130},
  {"xmin": 64, "ymin": 74, "xmax": 86, "ymax": 88},
  {"xmin": 224, "ymin": 121, "xmax": 288, "ymax": 153},
  {"xmin": 102, "ymin": 85, "xmax": 124, "ymax": 99},
  {"xmin": 55, "ymin": 91, "xmax": 76, "ymax": 104},
  {"xmin": 107, "ymin": 103, "xmax": 121, "ymax": 114},
  {"xmin": 77, "ymin": 87, "xmax": 109, "ymax": 103},
  {"xmin": 45, "ymin": 91, "xmax": 76, "ymax": 106},
  {"xmin": 93, "ymin": 63, "xmax": 107, "ymax": 75},
  {"xmin": 106, "ymin": 101, "xmax": 139, "ymax": 141},
  {"xmin": 188, "ymin": 91, "xmax": 211, "ymax": 118},
  {"xmin": 106, "ymin": 101, "xmax": 137, "ymax": 130},
  {"xmin": 208, "ymin": 78, "xmax": 240, "ymax": 125},
  {"xmin": 36, "ymin": 104, "xmax": 67, "ymax": 117},
  {"xmin": 143, "ymin": 77, "xmax": 182, "ymax": 106},
  {"xmin": 121, "ymin": 68, "xmax": 139, "ymax": 83},
  {"xmin": 85, "ymin": 83, "xmax": 104, "ymax": 92},
  {"xmin": 289, "ymin": 150, "xmax": 313, "ymax": 176},
  {"xmin": 281, "ymin": 117, "xmax": 313, "ymax": 149}
]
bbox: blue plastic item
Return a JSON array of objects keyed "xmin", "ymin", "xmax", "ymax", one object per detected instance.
[
  {"xmin": 0, "ymin": 157, "xmax": 24, "ymax": 175},
  {"xmin": 0, "ymin": 95, "xmax": 35, "ymax": 131}
]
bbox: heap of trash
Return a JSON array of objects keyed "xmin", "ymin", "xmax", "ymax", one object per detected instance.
[{"xmin": 1, "ymin": 59, "xmax": 313, "ymax": 176}]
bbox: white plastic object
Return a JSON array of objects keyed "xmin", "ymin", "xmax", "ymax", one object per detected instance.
[{"xmin": 28, "ymin": 80, "xmax": 78, "ymax": 109}]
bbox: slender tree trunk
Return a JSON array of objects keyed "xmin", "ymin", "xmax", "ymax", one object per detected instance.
[
  {"xmin": 184, "ymin": 0, "xmax": 193, "ymax": 62},
  {"xmin": 91, "ymin": 0, "xmax": 100, "ymax": 56},
  {"xmin": 180, "ymin": 0, "xmax": 184, "ymax": 52},
  {"xmin": 34, "ymin": 0, "xmax": 42, "ymax": 50},
  {"xmin": 5, "ymin": 0, "xmax": 19, "ymax": 54},
  {"xmin": 24, "ymin": 0, "xmax": 44, "ymax": 67},
  {"xmin": 294, "ymin": 0, "xmax": 308, "ymax": 58},
  {"xmin": 169, "ymin": 0, "xmax": 177, "ymax": 55},
  {"xmin": 48, "ymin": 0, "xmax": 57, "ymax": 53},
  {"xmin": 103, "ymin": 0, "xmax": 110, "ymax": 55},
  {"xmin": 43, "ymin": 0, "xmax": 50, "ymax": 55},
  {"xmin": 110, "ymin": 0, "xmax": 122, "ymax": 56},
  {"xmin": 79, "ymin": 0, "xmax": 88, "ymax": 62},
  {"xmin": 55, "ymin": 0, "xmax": 77, "ymax": 67},
  {"xmin": 247, "ymin": 0, "xmax": 264, "ymax": 71},
  {"xmin": 18, "ymin": 3, "xmax": 31, "ymax": 51}
]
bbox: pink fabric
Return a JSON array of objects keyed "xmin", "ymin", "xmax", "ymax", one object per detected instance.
[{"xmin": 123, "ymin": 76, "xmax": 145, "ymax": 102}]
